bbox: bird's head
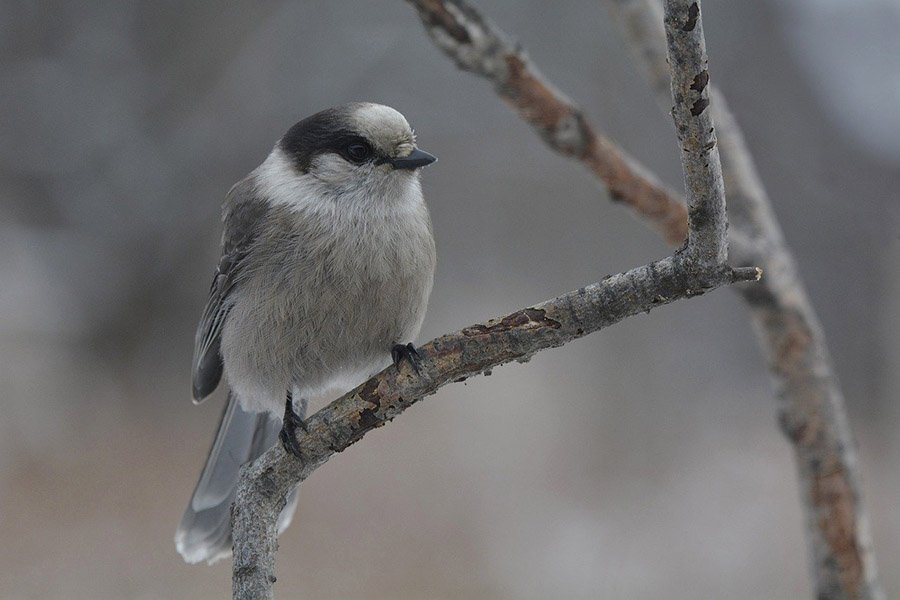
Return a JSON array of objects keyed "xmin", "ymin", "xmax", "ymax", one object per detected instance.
[{"xmin": 263, "ymin": 103, "xmax": 436, "ymax": 208}]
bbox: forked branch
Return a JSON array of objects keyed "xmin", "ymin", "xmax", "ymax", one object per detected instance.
[
  {"xmin": 407, "ymin": 0, "xmax": 882, "ymax": 597},
  {"xmin": 609, "ymin": 1, "xmax": 883, "ymax": 597}
]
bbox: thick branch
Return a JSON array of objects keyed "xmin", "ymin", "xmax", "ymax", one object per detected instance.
[
  {"xmin": 663, "ymin": 0, "xmax": 727, "ymax": 266},
  {"xmin": 606, "ymin": 1, "xmax": 883, "ymax": 598},
  {"xmin": 232, "ymin": 260, "xmax": 760, "ymax": 599},
  {"xmin": 406, "ymin": 0, "xmax": 688, "ymax": 245}
]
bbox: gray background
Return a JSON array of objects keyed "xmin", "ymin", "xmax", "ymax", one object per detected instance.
[{"xmin": 2, "ymin": 1, "xmax": 899, "ymax": 598}]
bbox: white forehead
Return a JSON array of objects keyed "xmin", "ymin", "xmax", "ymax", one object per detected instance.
[
  {"xmin": 350, "ymin": 103, "xmax": 410, "ymax": 135},
  {"xmin": 349, "ymin": 103, "xmax": 415, "ymax": 153}
]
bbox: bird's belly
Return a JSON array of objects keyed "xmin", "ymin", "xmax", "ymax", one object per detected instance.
[{"xmin": 220, "ymin": 226, "xmax": 433, "ymax": 415}]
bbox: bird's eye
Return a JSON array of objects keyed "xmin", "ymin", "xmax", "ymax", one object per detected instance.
[{"xmin": 344, "ymin": 143, "xmax": 372, "ymax": 163}]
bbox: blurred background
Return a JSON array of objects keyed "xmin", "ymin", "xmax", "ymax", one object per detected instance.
[{"xmin": 2, "ymin": 0, "xmax": 899, "ymax": 598}]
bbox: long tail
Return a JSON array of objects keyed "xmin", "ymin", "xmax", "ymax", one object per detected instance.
[{"xmin": 175, "ymin": 392, "xmax": 299, "ymax": 564}]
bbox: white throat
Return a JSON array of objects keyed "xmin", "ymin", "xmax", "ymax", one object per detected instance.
[{"xmin": 253, "ymin": 147, "xmax": 424, "ymax": 218}]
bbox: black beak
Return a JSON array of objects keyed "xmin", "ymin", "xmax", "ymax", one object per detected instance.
[{"xmin": 390, "ymin": 148, "xmax": 437, "ymax": 170}]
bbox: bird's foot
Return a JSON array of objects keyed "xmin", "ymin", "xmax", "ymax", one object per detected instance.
[
  {"xmin": 279, "ymin": 394, "xmax": 308, "ymax": 459},
  {"xmin": 391, "ymin": 342, "xmax": 422, "ymax": 375}
]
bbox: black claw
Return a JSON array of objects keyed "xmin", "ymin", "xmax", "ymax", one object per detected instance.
[
  {"xmin": 280, "ymin": 392, "xmax": 307, "ymax": 459},
  {"xmin": 392, "ymin": 342, "xmax": 422, "ymax": 375}
]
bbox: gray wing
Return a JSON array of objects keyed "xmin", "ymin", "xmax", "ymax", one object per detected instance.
[
  {"xmin": 190, "ymin": 252, "xmax": 241, "ymax": 401},
  {"xmin": 191, "ymin": 179, "xmax": 269, "ymax": 403}
]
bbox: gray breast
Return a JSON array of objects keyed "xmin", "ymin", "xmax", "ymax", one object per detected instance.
[{"xmin": 219, "ymin": 200, "xmax": 435, "ymax": 415}]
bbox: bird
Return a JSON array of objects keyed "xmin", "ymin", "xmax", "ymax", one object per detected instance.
[{"xmin": 175, "ymin": 103, "xmax": 437, "ymax": 564}]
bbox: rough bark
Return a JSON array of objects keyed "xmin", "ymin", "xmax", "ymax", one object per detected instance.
[
  {"xmin": 662, "ymin": 0, "xmax": 726, "ymax": 267},
  {"xmin": 232, "ymin": 259, "xmax": 760, "ymax": 599},
  {"xmin": 607, "ymin": 1, "xmax": 883, "ymax": 597}
]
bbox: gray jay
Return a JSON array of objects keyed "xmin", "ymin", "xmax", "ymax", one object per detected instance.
[{"xmin": 175, "ymin": 103, "xmax": 437, "ymax": 564}]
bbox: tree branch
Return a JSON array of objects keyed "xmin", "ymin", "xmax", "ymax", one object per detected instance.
[
  {"xmin": 230, "ymin": 1, "xmax": 899, "ymax": 597},
  {"xmin": 607, "ymin": 1, "xmax": 883, "ymax": 598},
  {"xmin": 405, "ymin": 0, "xmax": 688, "ymax": 245},
  {"xmin": 232, "ymin": 258, "xmax": 759, "ymax": 599},
  {"xmin": 405, "ymin": 0, "xmax": 881, "ymax": 597},
  {"xmin": 230, "ymin": 33, "xmax": 760, "ymax": 589},
  {"xmin": 662, "ymin": 0, "xmax": 726, "ymax": 267}
]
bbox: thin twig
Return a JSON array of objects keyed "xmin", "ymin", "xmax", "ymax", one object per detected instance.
[
  {"xmin": 607, "ymin": 1, "xmax": 883, "ymax": 597},
  {"xmin": 406, "ymin": 0, "xmax": 688, "ymax": 245},
  {"xmin": 232, "ymin": 259, "xmax": 760, "ymax": 598},
  {"xmin": 604, "ymin": 0, "xmax": 790, "ymax": 252},
  {"xmin": 662, "ymin": 0, "xmax": 726, "ymax": 266}
]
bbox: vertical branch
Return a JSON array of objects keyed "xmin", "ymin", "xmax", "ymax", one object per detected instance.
[
  {"xmin": 607, "ymin": 1, "xmax": 883, "ymax": 598},
  {"xmin": 663, "ymin": 0, "xmax": 726, "ymax": 267},
  {"xmin": 232, "ymin": 462, "xmax": 286, "ymax": 600}
]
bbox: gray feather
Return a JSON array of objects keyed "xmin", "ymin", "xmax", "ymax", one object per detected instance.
[
  {"xmin": 219, "ymin": 149, "xmax": 436, "ymax": 415},
  {"xmin": 191, "ymin": 181, "xmax": 270, "ymax": 403},
  {"xmin": 175, "ymin": 393, "xmax": 300, "ymax": 564}
]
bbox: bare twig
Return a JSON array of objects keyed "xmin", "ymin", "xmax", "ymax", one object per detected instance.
[
  {"xmin": 232, "ymin": 258, "xmax": 759, "ymax": 599},
  {"xmin": 406, "ymin": 0, "xmax": 688, "ymax": 245},
  {"xmin": 662, "ymin": 0, "xmax": 726, "ymax": 266},
  {"xmin": 607, "ymin": 1, "xmax": 883, "ymax": 597},
  {"xmin": 604, "ymin": 0, "xmax": 792, "ymax": 252}
]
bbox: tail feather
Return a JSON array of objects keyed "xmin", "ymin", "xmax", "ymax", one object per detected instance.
[{"xmin": 176, "ymin": 393, "xmax": 299, "ymax": 564}]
